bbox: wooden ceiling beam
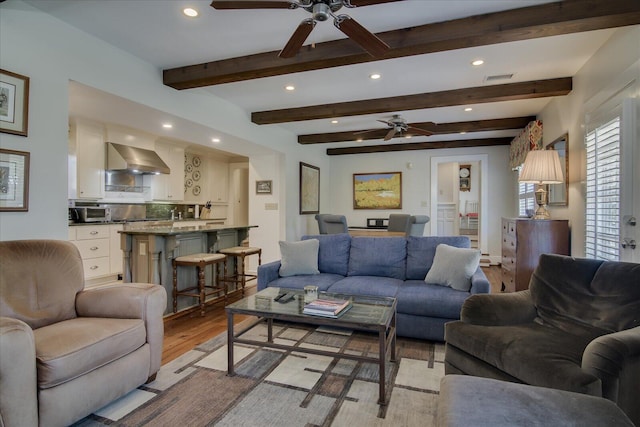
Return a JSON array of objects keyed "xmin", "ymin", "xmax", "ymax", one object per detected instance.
[
  {"xmin": 327, "ymin": 137, "xmax": 513, "ymax": 155},
  {"xmin": 253, "ymin": 78, "xmax": 571, "ymax": 124},
  {"xmin": 163, "ymin": 0, "xmax": 640, "ymax": 89},
  {"xmin": 298, "ymin": 116, "xmax": 536, "ymax": 144}
]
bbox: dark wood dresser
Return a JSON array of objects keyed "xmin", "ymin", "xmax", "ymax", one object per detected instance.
[{"xmin": 501, "ymin": 218, "xmax": 570, "ymax": 292}]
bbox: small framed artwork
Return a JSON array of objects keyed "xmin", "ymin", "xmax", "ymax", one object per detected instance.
[
  {"xmin": 299, "ymin": 162, "xmax": 320, "ymax": 214},
  {"xmin": 459, "ymin": 164, "xmax": 471, "ymax": 192},
  {"xmin": 353, "ymin": 172, "xmax": 402, "ymax": 209},
  {"xmin": 256, "ymin": 180, "xmax": 272, "ymax": 194},
  {"xmin": 0, "ymin": 149, "xmax": 30, "ymax": 211},
  {"xmin": 0, "ymin": 69, "xmax": 30, "ymax": 137}
]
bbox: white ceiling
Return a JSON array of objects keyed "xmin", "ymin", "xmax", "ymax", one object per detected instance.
[{"xmin": 24, "ymin": 0, "xmax": 617, "ymax": 151}]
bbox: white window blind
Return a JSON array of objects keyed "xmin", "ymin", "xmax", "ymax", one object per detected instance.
[
  {"xmin": 585, "ymin": 116, "xmax": 621, "ymax": 261},
  {"xmin": 517, "ymin": 167, "xmax": 535, "ymax": 217}
]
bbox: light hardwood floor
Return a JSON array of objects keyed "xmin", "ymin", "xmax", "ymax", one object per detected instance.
[{"xmin": 161, "ymin": 265, "xmax": 503, "ymax": 364}]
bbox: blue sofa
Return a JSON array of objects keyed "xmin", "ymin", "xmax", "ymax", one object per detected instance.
[{"xmin": 257, "ymin": 234, "xmax": 491, "ymax": 341}]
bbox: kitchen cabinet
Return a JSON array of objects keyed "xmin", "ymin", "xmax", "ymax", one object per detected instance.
[
  {"xmin": 146, "ymin": 142, "xmax": 184, "ymax": 201},
  {"xmin": 501, "ymin": 218, "xmax": 570, "ymax": 292},
  {"xmin": 69, "ymin": 119, "xmax": 105, "ymax": 200},
  {"xmin": 210, "ymin": 159, "xmax": 228, "ymax": 203},
  {"xmin": 70, "ymin": 224, "xmax": 111, "ymax": 280},
  {"xmin": 109, "ymin": 224, "xmax": 123, "ymax": 275}
]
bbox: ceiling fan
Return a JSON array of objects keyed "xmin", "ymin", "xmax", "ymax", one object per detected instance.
[
  {"xmin": 355, "ymin": 114, "xmax": 436, "ymax": 141},
  {"xmin": 210, "ymin": 0, "xmax": 398, "ymax": 58}
]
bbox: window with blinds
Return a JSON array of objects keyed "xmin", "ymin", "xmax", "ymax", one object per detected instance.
[
  {"xmin": 518, "ymin": 168, "xmax": 535, "ymax": 217},
  {"xmin": 585, "ymin": 116, "xmax": 621, "ymax": 261}
]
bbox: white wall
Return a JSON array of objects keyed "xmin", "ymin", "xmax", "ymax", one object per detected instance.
[
  {"xmin": 539, "ymin": 26, "xmax": 640, "ymax": 257},
  {"xmin": 328, "ymin": 145, "xmax": 515, "ymax": 258}
]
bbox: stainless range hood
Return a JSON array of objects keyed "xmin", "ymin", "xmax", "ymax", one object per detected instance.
[{"xmin": 106, "ymin": 142, "xmax": 170, "ymax": 174}]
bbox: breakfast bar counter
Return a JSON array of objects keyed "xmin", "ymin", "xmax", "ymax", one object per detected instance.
[{"xmin": 119, "ymin": 223, "xmax": 257, "ymax": 314}]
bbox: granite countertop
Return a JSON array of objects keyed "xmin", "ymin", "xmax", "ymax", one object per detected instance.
[{"xmin": 118, "ymin": 223, "xmax": 257, "ymax": 235}]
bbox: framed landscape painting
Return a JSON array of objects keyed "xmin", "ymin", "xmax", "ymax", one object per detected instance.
[
  {"xmin": 0, "ymin": 148, "xmax": 29, "ymax": 211},
  {"xmin": 353, "ymin": 172, "xmax": 402, "ymax": 209},
  {"xmin": 299, "ymin": 162, "xmax": 319, "ymax": 214}
]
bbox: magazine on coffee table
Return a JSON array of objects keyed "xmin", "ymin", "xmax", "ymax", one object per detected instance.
[{"xmin": 303, "ymin": 298, "xmax": 352, "ymax": 318}]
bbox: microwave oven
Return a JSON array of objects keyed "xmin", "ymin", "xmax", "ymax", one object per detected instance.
[{"xmin": 70, "ymin": 207, "xmax": 111, "ymax": 223}]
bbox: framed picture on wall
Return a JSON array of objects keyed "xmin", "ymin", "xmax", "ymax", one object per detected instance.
[
  {"xmin": 256, "ymin": 180, "xmax": 272, "ymax": 194},
  {"xmin": 459, "ymin": 164, "xmax": 471, "ymax": 192},
  {"xmin": 353, "ymin": 171, "xmax": 402, "ymax": 209},
  {"xmin": 299, "ymin": 162, "xmax": 319, "ymax": 214},
  {"xmin": 0, "ymin": 69, "xmax": 30, "ymax": 137},
  {"xmin": 0, "ymin": 148, "xmax": 30, "ymax": 211}
]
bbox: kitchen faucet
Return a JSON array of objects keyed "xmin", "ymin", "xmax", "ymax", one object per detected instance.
[{"xmin": 170, "ymin": 208, "xmax": 176, "ymax": 221}]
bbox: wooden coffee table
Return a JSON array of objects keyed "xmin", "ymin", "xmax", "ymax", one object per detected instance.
[{"xmin": 226, "ymin": 287, "xmax": 397, "ymax": 405}]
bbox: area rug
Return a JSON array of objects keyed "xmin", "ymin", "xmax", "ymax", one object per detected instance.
[{"xmin": 74, "ymin": 321, "xmax": 445, "ymax": 426}]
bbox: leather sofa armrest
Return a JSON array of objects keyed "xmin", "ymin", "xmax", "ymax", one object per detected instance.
[
  {"xmin": 460, "ymin": 290, "xmax": 537, "ymax": 326},
  {"xmin": 76, "ymin": 283, "xmax": 167, "ymax": 377},
  {"xmin": 257, "ymin": 260, "xmax": 281, "ymax": 291},
  {"xmin": 0, "ymin": 317, "xmax": 38, "ymax": 427},
  {"xmin": 582, "ymin": 326, "xmax": 640, "ymax": 414}
]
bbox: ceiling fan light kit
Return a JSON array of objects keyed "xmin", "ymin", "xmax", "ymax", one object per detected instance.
[{"xmin": 211, "ymin": 0, "xmax": 393, "ymax": 58}]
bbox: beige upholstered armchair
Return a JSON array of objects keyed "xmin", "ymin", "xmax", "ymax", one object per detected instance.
[{"xmin": 0, "ymin": 240, "xmax": 167, "ymax": 427}]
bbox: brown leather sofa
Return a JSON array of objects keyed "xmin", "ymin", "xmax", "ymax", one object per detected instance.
[
  {"xmin": 0, "ymin": 240, "xmax": 167, "ymax": 427},
  {"xmin": 444, "ymin": 254, "xmax": 640, "ymax": 426}
]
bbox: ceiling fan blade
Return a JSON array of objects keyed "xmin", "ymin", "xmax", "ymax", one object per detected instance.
[
  {"xmin": 279, "ymin": 19, "xmax": 316, "ymax": 58},
  {"xmin": 334, "ymin": 15, "xmax": 389, "ymax": 57},
  {"xmin": 210, "ymin": 1, "xmax": 296, "ymax": 10},
  {"xmin": 347, "ymin": 0, "xmax": 403, "ymax": 7},
  {"xmin": 354, "ymin": 128, "xmax": 383, "ymax": 135},
  {"xmin": 407, "ymin": 125, "xmax": 434, "ymax": 137},
  {"xmin": 384, "ymin": 127, "xmax": 396, "ymax": 141},
  {"xmin": 376, "ymin": 119, "xmax": 392, "ymax": 126}
]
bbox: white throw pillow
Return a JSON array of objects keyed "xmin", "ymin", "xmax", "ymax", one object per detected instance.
[
  {"xmin": 424, "ymin": 244, "xmax": 480, "ymax": 291},
  {"xmin": 279, "ymin": 239, "xmax": 320, "ymax": 277}
]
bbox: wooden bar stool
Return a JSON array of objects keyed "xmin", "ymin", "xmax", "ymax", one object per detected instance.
[
  {"xmin": 172, "ymin": 253, "xmax": 227, "ymax": 316},
  {"xmin": 218, "ymin": 246, "xmax": 261, "ymax": 295}
]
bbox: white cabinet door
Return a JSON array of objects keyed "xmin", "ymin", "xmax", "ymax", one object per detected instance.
[
  {"xmin": 109, "ymin": 224, "xmax": 123, "ymax": 274},
  {"xmin": 75, "ymin": 120, "xmax": 105, "ymax": 199},
  {"xmin": 148, "ymin": 143, "xmax": 184, "ymax": 201},
  {"xmin": 210, "ymin": 160, "xmax": 228, "ymax": 203}
]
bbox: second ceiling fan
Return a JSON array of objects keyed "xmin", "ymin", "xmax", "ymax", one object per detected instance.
[
  {"xmin": 210, "ymin": 0, "xmax": 398, "ymax": 58},
  {"xmin": 356, "ymin": 114, "xmax": 436, "ymax": 141}
]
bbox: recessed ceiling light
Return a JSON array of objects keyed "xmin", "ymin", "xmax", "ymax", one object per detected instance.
[
  {"xmin": 162, "ymin": 123, "xmax": 173, "ymax": 128},
  {"xmin": 464, "ymin": 107, "xmax": 473, "ymax": 112},
  {"xmin": 331, "ymin": 120, "xmax": 339, "ymax": 124},
  {"xmin": 405, "ymin": 135, "xmax": 412, "ymax": 139},
  {"xmin": 356, "ymin": 137, "xmax": 363, "ymax": 142},
  {"xmin": 460, "ymin": 131, "xmax": 467, "ymax": 134},
  {"xmin": 285, "ymin": 85, "xmax": 295, "ymax": 91},
  {"xmin": 471, "ymin": 59, "xmax": 484, "ymax": 66},
  {"xmin": 183, "ymin": 8, "xmax": 198, "ymax": 17},
  {"xmin": 369, "ymin": 73, "xmax": 381, "ymax": 80},
  {"xmin": 211, "ymin": 138, "xmax": 221, "ymax": 143}
]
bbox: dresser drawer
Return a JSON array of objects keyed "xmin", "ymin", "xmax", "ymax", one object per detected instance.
[
  {"xmin": 501, "ymin": 266, "xmax": 515, "ymax": 293},
  {"xmin": 73, "ymin": 239, "xmax": 109, "ymax": 259},
  {"xmin": 76, "ymin": 225, "xmax": 109, "ymax": 240},
  {"xmin": 82, "ymin": 256, "xmax": 110, "ymax": 279},
  {"xmin": 503, "ymin": 235, "xmax": 517, "ymax": 253}
]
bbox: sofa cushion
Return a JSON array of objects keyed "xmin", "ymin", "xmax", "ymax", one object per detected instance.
[
  {"xmin": 424, "ymin": 244, "xmax": 480, "ymax": 291},
  {"xmin": 406, "ymin": 236, "xmax": 471, "ymax": 280},
  {"xmin": 328, "ymin": 276, "xmax": 402, "ymax": 298},
  {"xmin": 445, "ymin": 321, "xmax": 603, "ymax": 395},
  {"xmin": 33, "ymin": 317, "xmax": 146, "ymax": 389},
  {"xmin": 398, "ymin": 280, "xmax": 470, "ymax": 319},
  {"xmin": 347, "ymin": 237, "xmax": 406, "ymax": 280},
  {"xmin": 302, "ymin": 233, "xmax": 351, "ymax": 276},
  {"xmin": 532, "ymin": 254, "xmax": 640, "ymax": 335},
  {"xmin": 278, "ymin": 239, "xmax": 320, "ymax": 277},
  {"xmin": 266, "ymin": 273, "xmax": 344, "ymax": 292}
]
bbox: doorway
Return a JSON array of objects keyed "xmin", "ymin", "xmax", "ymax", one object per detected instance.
[{"xmin": 430, "ymin": 154, "xmax": 489, "ymax": 254}]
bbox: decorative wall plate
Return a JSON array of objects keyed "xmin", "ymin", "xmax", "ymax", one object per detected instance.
[
  {"xmin": 192, "ymin": 170, "xmax": 201, "ymax": 181},
  {"xmin": 192, "ymin": 156, "xmax": 201, "ymax": 167},
  {"xmin": 192, "ymin": 185, "xmax": 201, "ymax": 196},
  {"xmin": 185, "ymin": 164, "xmax": 194, "ymax": 173},
  {"xmin": 185, "ymin": 178, "xmax": 193, "ymax": 188}
]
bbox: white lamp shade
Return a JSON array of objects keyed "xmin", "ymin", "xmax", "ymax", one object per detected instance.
[{"xmin": 519, "ymin": 150, "xmax": 564, "ymax": 184}]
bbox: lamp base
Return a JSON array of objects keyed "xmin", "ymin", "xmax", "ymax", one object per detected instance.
[{"xmin": 532, "ymin": 186, "xmax": 551, "ymax": 220}]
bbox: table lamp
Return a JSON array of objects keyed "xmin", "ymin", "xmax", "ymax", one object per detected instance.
[{"xmin": 519, "ymin": 149, "xmax": 564, "ymax": 219}]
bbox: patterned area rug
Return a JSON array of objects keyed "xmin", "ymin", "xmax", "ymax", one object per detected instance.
[{"xmin": 74, "ymin": 321, "xmax": 445, "ymax": 426}]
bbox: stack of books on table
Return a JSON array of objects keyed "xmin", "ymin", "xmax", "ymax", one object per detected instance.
[{"xmin": 303, "ymin": 298, "xmax": 352, "ymax": 318}]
